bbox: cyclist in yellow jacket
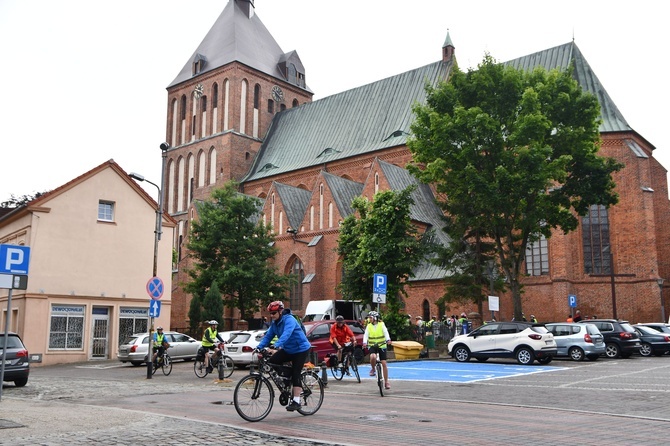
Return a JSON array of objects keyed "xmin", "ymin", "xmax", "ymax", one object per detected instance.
[{"xmin": 363, "ymin": 311, "xmax": 392, "ymax": 390}]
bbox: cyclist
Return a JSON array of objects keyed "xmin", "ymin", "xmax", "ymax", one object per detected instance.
[
  {"xmin": 363, "ymin": 311, "xmax": 392, "ymax": 390},
  {"xmin": 152, "ymin": 326, "xmax": 169, "ymax": 365},
  {"xmin": 201, "ymin": 320, "xmax": 225, "ymax": 373},
  {"xmin": 256, "ymin": 300, "xmax": 312, "ymax": 412},
  {"xmin": 330, "ymin": 315, "xmax": 356, "ymax": 368}
]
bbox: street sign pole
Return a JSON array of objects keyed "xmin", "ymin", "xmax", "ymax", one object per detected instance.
[{"xmin": 0, "ymin": 288, "xmax": 14, "ymax": 402}]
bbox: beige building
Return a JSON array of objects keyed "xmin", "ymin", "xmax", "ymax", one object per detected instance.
[{"xmin": 0, "ymin": 160, "xmax": 175, "ymax": 366}]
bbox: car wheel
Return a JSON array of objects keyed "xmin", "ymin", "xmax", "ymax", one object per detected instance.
[
  {"xmin": 515, "ymin": 347, "xmax": 535, "ymax": 365},
  {"xmin": 605, "ymin": 342, "xmax": 620, "ymax": 358},
  {"xmin": 452, "ymin": 345, "xmax": 471, "ymax": 362},
  {"xmin": 639, "ymin": 343, "xmax": 653, "ymax": 357},
  {"xmin": 13, "ymin": 377, "xmax": 28, "ymax": 387},
  {"xmin": 568, "ymin": 346, "xmax": 585, "ymax": 361},
  {"xmin": 130, "ymin": 361, "xmax": 143, "ymax": 366},
  {"xmin": 537, "ymin": 356, "xmax": 552, "ymax": 364}
]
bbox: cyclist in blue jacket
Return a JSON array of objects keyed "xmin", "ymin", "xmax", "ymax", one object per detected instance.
[{"xmin": 257, "ymin": 300, "xmax": 312, "ymax": 412}]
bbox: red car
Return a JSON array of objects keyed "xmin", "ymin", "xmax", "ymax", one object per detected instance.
[{"xmin": 303, "ymin": 320, "xmax": 365, "ymax": 363}]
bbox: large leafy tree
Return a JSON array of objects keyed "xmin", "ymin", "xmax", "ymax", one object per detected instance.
[
  {"xmin": 184, "ymin": 181, "xmax": 291, "ymax": 322},
  {"xmin": 408, "ymin": 55, "xmax": 622, "ymax": 320},
  {"xmin": 337, "ymin": 186, "xmax": 436, "ymax": 338}
]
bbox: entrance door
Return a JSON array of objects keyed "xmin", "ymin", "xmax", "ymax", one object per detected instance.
[{"xmin": 91, "ymin": 307, "xmax": 109, "ymax": 359}]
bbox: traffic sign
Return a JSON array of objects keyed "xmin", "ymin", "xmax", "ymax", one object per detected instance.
[
  {"xmin": 0, "ymin": 244, "xmax": 30, "ymax": 275},
  {"xmin": 568, "ymin": 294, "xmax": 577, "ymax": 308},
  {"xmin": 146, "ymin": 277, "xmax": 164, "ymax": 300},
  {"xmin": 373, "ymin": 293, "xmax": 387, "ymax": 304},
  {"xmin": 373, "ymin": 273, "xmax": 387, "ymax": 294},
  {"xmin": 0, "ymin": 274, "xmax": 28, "ymax": 290},
  {"xmin": 149, "ymin": 300, "xmax": 161, "ymax": 318}
]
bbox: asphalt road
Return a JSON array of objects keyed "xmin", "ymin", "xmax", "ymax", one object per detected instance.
[{"xmin": 2, "ymin": 355, "xmax": 670, "ymax": 445}]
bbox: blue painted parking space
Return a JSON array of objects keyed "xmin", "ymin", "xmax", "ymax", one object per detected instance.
[{"xmin": 357, "ymin": 360, "xmax": 565, "ymax": 383}]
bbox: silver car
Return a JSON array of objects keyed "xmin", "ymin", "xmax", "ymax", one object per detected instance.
[
  {"xmin": 545, "ymin": 322, "xmax": 605, "ymax": 361},
  {"xmin": 224, "ymin": 329, "xmax": 267, "ymax": 367},
  {"xmin": 117, "ymin": 331, "xmax": 202, "ymax": 366}
]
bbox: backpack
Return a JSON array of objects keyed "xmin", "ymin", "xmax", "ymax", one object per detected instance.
[{"xmin": 294, "ymin": 314, "xmax": 306, "ymax": 334}]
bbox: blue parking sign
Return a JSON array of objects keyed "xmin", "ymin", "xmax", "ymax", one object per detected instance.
[
  {"xmin": 568, "ymin": 294, "xmax": 577, "ymax": 308},
  {"xmin": 373, "ymin": 273, "xmax": 387, "ymax": 294}
]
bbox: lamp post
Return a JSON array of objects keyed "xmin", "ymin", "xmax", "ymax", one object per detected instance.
[
  {"xmin": 658, "ymin": 278, "xmax": 666, "ymax": 323},
  {"xmin": 129, "ymin": 143, "xmax": 169, "ymax": 379}
]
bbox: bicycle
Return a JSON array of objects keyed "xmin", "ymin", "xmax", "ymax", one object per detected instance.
[
  {"xmin": 194, "ymin": 343, "xmax": 234, "ymax": 379},
  {"xmin": 330, "ymin": 342, "xmax": 361, "ymax": 383},
  {"xmin": 367, "ymin": 341, "xmax": 388, "ymax": 397},
  {"xmin": 152, "ymin": 346, "xmax": 172, "ymax": 376},
  {"xmin": 233, "ymin": 348, "xmax": 324, "ymax": 422}
]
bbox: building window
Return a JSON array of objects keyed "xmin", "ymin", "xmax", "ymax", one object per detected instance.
[
  {"xmin": 268, "ymin": 99, "xmax": 274, "ymax": 113},
  {"xmin": 289, "ymin": 257, "xmax": 304, "ymax": 310},
  {"xmin": 49, "ymin": 305, "xmax": 84, "ymax": 350},
  {"xmin": 525, "ymin": 234, "xmax": 549, "ymax": 276},
  {"xmin": 98, "ymin": 201, "xmax": 114, "ymax": 222},
  {"xmin": 582, "ymin": 204, "xmax": 612, "ymax": 274},
  {"xmin": 254, "ymin": 84, "xmax": 261, "ymax": 109},
  {"xmin": 292, "ymin": 99, "xmax": 299, "ymax": 108},
  {"xmin": 118, "ymin": 307, "xmax": 148, "ymax": 345}
]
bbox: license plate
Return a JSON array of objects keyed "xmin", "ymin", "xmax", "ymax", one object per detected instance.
[
  {"xmin": 227, "ymin": 347, "xmax": 238, "ymax": 352},
  {"xmin": 545, "ymin": 340, "xmax": 552, "ymax": 344}
]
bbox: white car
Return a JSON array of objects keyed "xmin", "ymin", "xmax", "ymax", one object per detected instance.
[
  {"xmin": 224, "ymin": 329, "xmax": 267, "ymax": 367},
  {"xmin": 448, "ymin": 321, "xmax": 557, "ymax": 365},
  {"xmin": 117, "ymin": 331, "xmax": 202, "ymax": 366}
]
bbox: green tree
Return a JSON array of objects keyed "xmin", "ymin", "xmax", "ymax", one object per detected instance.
[
  {"xmin": 408, "ymin": 55, "xmax": 622, "ymax": 321},
  {"xmin": 337, "ymin": 186, "xmax": 436, "ymax": 339},
  {"xmin": 202, "ymin": 281, "xmax": 224, "ymax": 326},
  {"xmin": 184, "ymin": 181, "xmax": 291, "ymax": 322},
  {"xmin": 187, "ymin": 293, "xmax": 203, "ymax": 335},
  {"xmin": 1, "ymin": 191, "xmax": 47, "ymax": 208}
]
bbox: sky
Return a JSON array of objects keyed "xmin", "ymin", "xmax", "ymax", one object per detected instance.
[{"xmin": 1, "ymin": 0, "xmax": 668, "ymax": 201}]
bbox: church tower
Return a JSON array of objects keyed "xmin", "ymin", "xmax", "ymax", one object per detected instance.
[{"xmin": 164, "ymin": 0, "xmax": 313, "ymax": 328}]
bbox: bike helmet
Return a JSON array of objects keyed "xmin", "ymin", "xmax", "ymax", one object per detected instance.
[
  {"xmin": 156, "ymin": 326, "xmax": 163, "ymax": 330},
  {"xmin": 368, "ymin": 311, "xmax": 379, "ymax": 320},
  {"xmin": 267, "ymin": 301, "xmax": 284, "ymax": 312},
  {"xmin": 208, "ymin": 320, "xmax": 218, "ymax": 325},
  {"xmin": 335, "ymin": 315, "xmax": 344, "ymax": 322}
]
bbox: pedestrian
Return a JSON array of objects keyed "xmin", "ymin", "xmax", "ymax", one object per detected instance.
[
  {"xmin": 449, "ymin": 315, "xmax": 457, "ymax": 338},
  {"xmin": 459, "ymin": 313, "xmax": 469, "ymax": 334},
  {"xmin": 573, "ymin": 310, "xmax": 583, "ymax": 322},
  {"xmin": 530, "ymin": 314, "xmax": 538, "ymax": 323},
  {"xmin": 566, "ymin": 314, "xmax": 573, "ymax": 322},
  {"xmin": 262, "ymin": 316, "xmax": 270, "ymax": 329}
]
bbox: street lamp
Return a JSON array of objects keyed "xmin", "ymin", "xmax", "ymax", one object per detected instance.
[
  {"xmin": 129, "ymin": 142, "xmax": 169, "ymax": 379},
  {"xmin": 657, "ymin": 278, "xmax": 666, "ymax": 323}
]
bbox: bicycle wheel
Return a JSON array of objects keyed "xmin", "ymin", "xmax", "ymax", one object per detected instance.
[
  {"xmin": 376, "ymin": 362, "xmax": 384, "ymax": 397},
  {"xmin": 161, "ymin": 354, "xmax": 172, "ymax": 376},
  {"xmin": 234, "ymin": 374, "xmax": 274, "ymax": 422},
  {"xmin": 297, "ymin": 371, "xmax": 324, "ymax": 416},
  {"xmin": 330, "ymin": 359, "xmax": 344, "ymax": 380},
  {"xmin": 219, "ymin": 355, "xmax": 234, "ymax": 379},
  {"xmin": 350, "ymin": 355, "xmax": 360, "ymax": 383},
  {"xmin": 194, "ymin": 359, "xmax": 208, "ymax": 378}
]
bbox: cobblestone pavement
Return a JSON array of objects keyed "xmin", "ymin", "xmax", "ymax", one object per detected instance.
[{"xmin": 1, "ymin": 372, "xmax": 347, "ymax": 446}]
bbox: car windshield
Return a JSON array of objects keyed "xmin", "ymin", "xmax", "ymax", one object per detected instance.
[
  {"xmin": 121, "ymin": 335, "xmax": 141, "ymax": 345},
  {"xmin": 0, "ymin": 335, "xmax": 23, "ymax": 348},
  {"xmin": 530, "ymin": 326, "xmax": 549, "ymax": 334},
  {"xmin": 229, "ymin": 333, "xmax": 251, "ymax": 344},
  {"xmin": 636, "ymin": 325, "xmax": 660, "ymax": 335},
  {"xmin": 620, "ymin": 323, "xmax": 636, "ymax": 333}
]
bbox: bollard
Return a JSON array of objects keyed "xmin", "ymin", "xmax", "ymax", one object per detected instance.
[
  {"xmin": 218, "ymin": 360, "xmax": 224, "ymax": 380},
  {"xmin": 320, "ymin": 361, "xmax": 328, "ymax": 387}
]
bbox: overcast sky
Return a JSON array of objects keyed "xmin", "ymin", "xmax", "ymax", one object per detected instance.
[{"xmin": 1, "ymin": 0, "xmax": 668, "ymax": 201}]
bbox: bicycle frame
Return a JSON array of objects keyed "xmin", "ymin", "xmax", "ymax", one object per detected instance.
[{"xmin": 367, "ymin": 341, "xmax": 388, "ymax": 396}]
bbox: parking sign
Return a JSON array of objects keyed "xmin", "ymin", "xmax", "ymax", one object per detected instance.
[{"xmin": 373, "ymin": 273, "xmax": 387, "ymax": 294}]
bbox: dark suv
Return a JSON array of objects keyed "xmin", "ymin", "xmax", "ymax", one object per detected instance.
[
  {"xmin": 579, "ymin": 319, "xmax": 640, "ymax": 358},
  {"xmin": 0, "ymin": 332, "xmax": 30, "ymax": 387}
]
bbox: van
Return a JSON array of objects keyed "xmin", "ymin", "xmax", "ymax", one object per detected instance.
[{"xmin": 302, "ymin": 300, "xmax": 364, "ymax": 322}]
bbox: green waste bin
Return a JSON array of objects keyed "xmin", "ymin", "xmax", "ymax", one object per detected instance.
[{"xmin": 425, "ymin": 333, "xmax": 435, "ymax": 349}]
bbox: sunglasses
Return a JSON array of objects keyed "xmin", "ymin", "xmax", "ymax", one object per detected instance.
[{"xmin": 270, "ymin": 312, "xmax": 278, "ymax": 316}]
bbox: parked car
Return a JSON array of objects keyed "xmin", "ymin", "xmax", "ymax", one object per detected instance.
[
  {"xmin": 0, "ymin": 332, "xmax": 29, "ymax": 387},
  {"xmin": 224, "ymin": 329, "xmax": 267, "ymax": 367},
  {"xmin": 303, "ymin": 320, "xmax": 365, "ymax": 363},
  {"xmin": 448, "ymin": 321, "xmax": 557, "ymax": 365},
  {"xmin": 117, "ymin": 331, "xmax": 202, "ymax": 366},
  {"xmin": 545, "ymin": 322, "xmax": 605, "ymax": 361},
  {"xmin": 578, "ymin": 319, "xmax": 641, "ymax": 358},
  {"xmin": 635, "ymin": 323, "xmax": 670, "ymax": 335},
  {"xmin": 632, "ymin": 324, "xmax": 670, "ymax": 356}
]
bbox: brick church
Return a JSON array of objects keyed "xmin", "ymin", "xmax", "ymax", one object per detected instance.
[{"xmin": 164, "ymin": 0, "xmax": 670, "ymax": 330}]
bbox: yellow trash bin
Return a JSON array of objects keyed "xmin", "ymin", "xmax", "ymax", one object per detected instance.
[{"xmin": 391, "ymin": 341, "xmax": 423, "ymax": 360}]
